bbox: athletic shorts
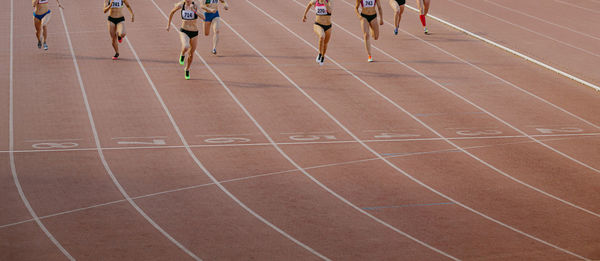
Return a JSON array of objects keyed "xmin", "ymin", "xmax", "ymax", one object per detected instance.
[
  {"xmin": 360, "ymin": 13, "xmax": 377, "ymax": 23},
  {"xmin": 204, "ymin": 11, "xmax": 220, "ymax": 22},
  {"xmin": 33, "ymin": 10, "xmax": 51, "ymax": 20},
  {"xmin": 108, "ymin": 16, "xmax": 125, "ymax": 25},
  {"xmin": 395, "ymin": 0, "xmax": 405, "ymax": 5},
  {"xmin": 315, "ymin": 22, "xmax": 332, "ymax": 32},
  {"xmin": 180, "ymin": 28, "xmax": 199, "ymax": 39}
]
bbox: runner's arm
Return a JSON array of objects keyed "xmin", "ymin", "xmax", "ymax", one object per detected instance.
[
  {"xmin": 302, "ymin": 0, "xmax": 314, "ymax": 22},
  {"xmin": 124, "ymin": 0, "xmax": 134, "ymax": 22}
]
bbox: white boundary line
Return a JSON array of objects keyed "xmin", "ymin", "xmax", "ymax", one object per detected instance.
[
  {"xmin": 129, "ymin": 2, "xmax": 330, "ymax": 259},
  {"xmin": 4, "ymin": 132, "xmax": 600, "ymax": 154},
  {"xmin": 404, "ymin": 4, "xmax": 600, "ymax": 92},
  {"xmin": 247, "ymin": 0, "xmax": 592, "ymax": 259},
  {"xmin": 58, "ymin": 8, "xmax": 202, "ymax": 261},
  {"xmin": 0, "ymin": 134, "xmax": 591, "ymax": 231},
  {"xmin": 8, "ymin": 0, "xmax": 75, "ymax": 259},
  {"xmin": 554, "ymin": 0, "xmax": 600, "ymax": 14},
  {"xmin": 484, "ymin": 0, "xmax": 600, "ymax": 41},
  {"xmin": 338, "ymin": 0, "xmax": 600, "ymax": 174}
]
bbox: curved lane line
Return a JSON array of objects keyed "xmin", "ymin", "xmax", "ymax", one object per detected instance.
[{"xmin": 58, "ymin": 8, "xmax": 202, "ymax": 261}]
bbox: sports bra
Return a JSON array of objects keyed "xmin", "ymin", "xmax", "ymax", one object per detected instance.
[
  {"xmin": 361, "ymin": 0, "xmax": 375, "ymax": 8},
  {"xmin": 181, "ymin": 2, "xmax": 198, "ymax": 20},
  {"xmin": 315, "ymin": 0, "xmax": 331, "ymax": 16},
  {"xmin": 38, "ymin": 0, "xmax": 49, "ymax": 4},
  {"xmin": 111, "ymin": 0, "xmax": 124, "ymax": 9}
]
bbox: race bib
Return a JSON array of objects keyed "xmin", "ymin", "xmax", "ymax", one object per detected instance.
[
  {"xmin": 182, "ymin": 10, "xmax": 195, "ymax": 20},
  {"xmin": 315, "ymin": 5, "xmax": 327, "ymax": 15},
  {"xmin": 111, "ymin": 0, "xmax": 123, "ymax": 8},
  {"xmin": 205, "ymin": 0, "xmax": 218, "ymax": 4},
  {"xmin": 363, "ymin": 0, "xmax": 375, "ymax": 7},
  {"xmin": 38, "ymin": 0, "xmax": 49, "ymax": 3}
]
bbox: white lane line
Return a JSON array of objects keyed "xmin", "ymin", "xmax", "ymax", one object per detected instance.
[
  {"xmin": 554, "ymin": 0, "xmax": 600, "ymax": 14},
  {"xmin": 230, "ymin": 4, "xmax": 460, "ymax": 260},
  {"xmin": 0, "ymin": 134, "xmax": 587, "ymax": 231},
  {"xmin": 253, "ymin": 0, "xmax": 592, "ymax": 259},
  {"xmin": 128, "ymin": 3, "xmax": 329, "ymax": 259},
  {"xmin": 58, "ymin": 8, "xmax": 202, "ymax": 261},
  {"xmin": 403, "ymin": 3, "xmax": 600, "ymax": 92},
  {"xmin": 394, "ymin": 9, "xmax": 600, "ymax": 131},
  {"xmin": 485, "ymin": 0, "xmax": 600, "ymax": 41},
  {"xmin": 8, "ymin": 1, "xmax": 75, "ymax": 260},
  {"xmin": 3, "ymin": 132, "xmax": 600, "ymax": 154},
  {"xmin": 446, "ymin": 0, "xmax": 600, "ymax": 57},
  {"xmin": 342, "ymin": 0, "xmax": 600, "ymax": 175},
  {"xmin": 111, "ymin": 136, "xmax": 167, "ymax": 139},
  {"xmin": 24, "ymin": 138, "xmax": 83, "ymax": 142}
]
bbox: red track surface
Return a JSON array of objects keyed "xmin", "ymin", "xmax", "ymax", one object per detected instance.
[{"xmin": 2, "ymin": 0, "xmax": 599, "ymax": 260}]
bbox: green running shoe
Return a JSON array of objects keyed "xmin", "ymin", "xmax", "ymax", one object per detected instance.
[
  {"xmin": 179, "ymin": 55, "xmax": 185, "ymax": 65},
  {"xmin": 185, "ymin": 70, "xmax": 190, "ymax": 80}
]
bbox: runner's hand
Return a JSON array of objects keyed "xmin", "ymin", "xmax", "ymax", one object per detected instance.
[
  {"xmin": 166, "ymin": 24, "xmax": 170, "ymax": 31},
  {"xmin": 302, "ymin": 16, "xmax": 306, "ymax": 22},
  {"xmin": 379, "ymin": 18, "xmax": 383, "ymax": 25},
  {"xmin": 131, "ymin": 15, "xmax": 135, "ymax": 22}
]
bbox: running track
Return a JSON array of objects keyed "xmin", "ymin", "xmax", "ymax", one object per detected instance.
[{"xmin": 2, "ymin": 0, "xmax": 600, "ymax": 260}]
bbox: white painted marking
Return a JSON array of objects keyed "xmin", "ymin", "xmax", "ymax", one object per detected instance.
[
  {"xmin": 403, "ymin": 3, "xmax": 600, "ymax": 92},
  {"xmin": 58, "ymin": 9, "xmax": 201, "ymax": 261},
  {"xmin": 195, "ymin": 133, "xmax": 255, "ymax": 137},
  {"xmin": 485, "ymin": 0, "xmax": 600, "ymax": 41},
  {"xmin": 455, "ymin": 130, "xmax": 503, "ymax": 136},
  {"xmin": 228, "ymin": 5, "xmax": 460, "ymax": 259},
  {"xmin": 289, "ymin": 134, "xmax": 337, "ymax": 141},
  {"xmin": 9, "ymin": 1, "xmax": 75, "ymax": 259},
  {"xmin": 374, "ymin": 133, "xmax": 421, "ymax": 139},
  {"xmin": 128, "ymin": 4, "xmax": 329, "ymax": 259},
  {"xmin": 536, "ymin": 127, "xmax": 583, "ymax": 134},
  {"xmin": 1, "ymin": 132, "xmax": 596, "ymax": 232},
  {"xmin": 553, "ymin": 0, "xmax": 600, "ymax": 14},
  {"xmin": 116, "ymin": 139, "xmax": 166, "ymax": 145},
  {"xmin": 259, "ymin": 0, "xmax": 596, "ymax": 258},
  {"xmin": 203, "ymin": 137, "xmax": 251, "ymax": 143},
  {"xmin": 111, "ymin": 136, "xmax": 167, "ymax": 140},
  {"xmin": 32, "ymin": 142, "xmax": 79, "ymax": 149}
]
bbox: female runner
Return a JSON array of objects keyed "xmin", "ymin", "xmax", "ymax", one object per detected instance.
[
  {"xmin": 389, "ymin": 0, "xmax": 404, "ymax": 35},
  {"xmin": 103, "ymin": 0, "xmax": 135, "ymax": 60},
  {"xmin": 167, "ymin": 0, "xmax": 214, "ymax": 80},
  {"xmin": 202, "ymin": 0, "xmax": 229, "ymax": 55},
  {"xmin": 355, "ymin": 0, "xmax": 383, "ymax": 62},
  {"xmin": 32, "ymin": 0, "xmax": 63, "ymax": 50},
  {"xmin": 417, "ymin": 0, "xmax": 430, "ymax": 34},
  {"xmin": 302, "ymin": 0, "xmax": 332, "ymax": 65}
]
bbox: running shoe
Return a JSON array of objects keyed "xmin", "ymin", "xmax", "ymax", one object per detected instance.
[
  {"xmin": 368, "ymin": 56, "xmax": 373, "ymax": 62},
  {"xmin": 112, "ymin": 53, "xmax": 119, "ymax": 60},
  {"xmin": 179, "ymin": 55, "xmax": 185, "ymax": 65},
  {"xmin": 319, "ymin": 55, "xmax": 325, "ymax": 66},
  {"xmin": 37, "ymin": 41, "xmax": 42, "ymax": 49},
  {"xmin": 424, "ymin": 27, "xmax": 429, "ymax": 35},
  {"xmin": 118, "ymin": 35, "xmax": 123, "ymax": 43},
  {"xmin": 394, "ymin": 27, "xmax": 398, "ymax": 35},
  {"xmin": 185, "ymin": 70, "xmax": 190, "ymax": 80},
  {"xmin": 43, "ymin": 43, "xmax": 48, "ymax": 50},
  {"xmin": 316, "ymin": 53, "xmax": 322, "ymax": 64},
  {"xmin": 211, "ymin": 48, "xmax": 217, "ymax": 55}
]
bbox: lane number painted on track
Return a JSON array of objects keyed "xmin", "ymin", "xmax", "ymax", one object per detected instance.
[
  {"xmin": 456, "ymin": 130, "xmax": 503, "ymax": 136},
  {"xmin": 204, "ymin": 137, "xmax": 251, "ymax": 144},
  {"xmin": 116, "ymin": 139, "xmax": 167, "ymax": 146},
  {"xmin": 535, "ymin": 127, "xmax": 583, "ymax": 134},
  {"xmin": 32, "ymin": 142, "xmax": 79, "ymax": 149},
  {"xmin": 289, "ymin": 134, "xmax": 337, "ymax": 141},
  {"xmin": 374, "ymin": 133, "xmax": 420, "ymax": 139}
]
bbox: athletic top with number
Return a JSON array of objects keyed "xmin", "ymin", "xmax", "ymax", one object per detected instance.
[
  {"xmin": 361, "ymin": 0, "xmax": 375, "ymax": 8},
  {"xmin": 315, "ymin": 0, "xmax": 331, "ymax": 16},
  {"xmin": 205, "ymin": 0, "xmax": 218, "ymax": 4},
  {"xmin": 111, "ymin": 0, "xmax": 124, "ymax": 8},
  {"xmin": 38, "ymin": 0, "xmax": 49, "ymax": 4},
  {"xmin": 181, "ymin": 2, "xmax": 198, "ymax": 20}
]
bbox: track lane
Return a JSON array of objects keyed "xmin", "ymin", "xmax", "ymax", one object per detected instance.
[{"xmin": 239, "ymin": 0, "xmax": 600, "ymax": 256}]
